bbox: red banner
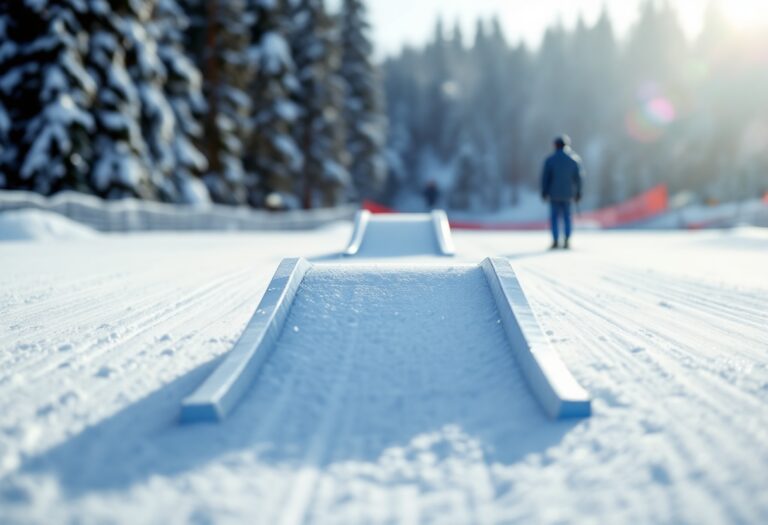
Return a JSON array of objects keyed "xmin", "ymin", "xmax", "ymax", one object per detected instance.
[
  {"xmin": 579, "ymin": 184, "xmax": 668, "ymax": 229},
  {"xmin": 362, "ymin": 200, "xmax": 396, "ymax": 214},
  {"xmin": 363, "ymin": 184, "xmax": 669, "ymax": 230}
]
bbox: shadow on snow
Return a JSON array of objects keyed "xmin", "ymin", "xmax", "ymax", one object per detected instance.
[{"xmin": 14, "ymin": 357, "xmax": 582, "ymax": 500}]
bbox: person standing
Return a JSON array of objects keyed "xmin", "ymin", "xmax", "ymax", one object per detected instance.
[
  {"xmin": 541, "ymin": 135, "xmax": 584, "ymax": 249},
  {"xmin": 423, "ymin": 180, "xmax": 439, "ymax": 210}
]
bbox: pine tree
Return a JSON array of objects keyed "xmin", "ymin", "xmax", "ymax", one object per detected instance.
[
  {"xmin": 85, "ymin": 3, "xmax": 159, "ymax": 200},
  {"xmin": 288, "ymin": 0, "xmax": 351, "ymax": 209},
  {"xmin": 340, "ymin": 0, "xmax": 387, "ymax": 201},
  {"xmin": 152, "ymin": 0, "xmax": 210, "ymax": 204},
  {"xmin": 422, "ymin": 19, "xmax": 451, "ymax": 160},
  {"xmin": 199, "ymin": 0, "xmax": 253, "ymax": 205},
  {"xmin": 244, "ymin": 0, "xmax": 303, "ymax": 209},
  {"xmin": 0, "ymin": 98, "xmax": 8, "ymax": 188},
  {"xmin": 117, "ymin": 0, "xmax": 181, "ymax": 201},
  {"xmin": 0, "ymin": 1, "xmax": 96, "ymax": 195}
]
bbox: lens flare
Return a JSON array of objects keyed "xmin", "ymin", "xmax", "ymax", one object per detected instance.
[
  {"xmin": 646, "ymin": 97, "xmax": 676, "ymax": 125},
  {"xmin": 625, "ymin": 84, "xmax": 678, "ymax": 143}
]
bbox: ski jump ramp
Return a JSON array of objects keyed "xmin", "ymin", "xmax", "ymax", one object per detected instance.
[
  {"xmin": 344, "ymin": 210, "xmax": 455, "ymax": 257},
  {"xmin": 181, "ymin": 258, "xmax": 591, "ymax": 424}
]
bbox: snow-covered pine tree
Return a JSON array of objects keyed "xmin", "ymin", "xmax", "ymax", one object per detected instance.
[
  {"xmin": 0, "ymin": 98, "xmax": 8, "ymax": 188},
  {"xmin": 198, "ymin": 0, "xmax": 253, "ymax": 205},
  {"xmin": 0, "ymin": 1, "xmax": 96, "ymax": 195},
  {"xmin": 115, "ymin": 0, "xmax": 184, "ymax": 202},
  {"xmin": 288, "ymin": 0, "xmax": 351, "ymax": 209},
  {"xmin": 85, "ymin": 2, "xmax": 160, "ymax": 200},
  {"xmin": 152, "ymin": 0, "xmax": 211, "ymax": 205},
  {"xmin": 244, "ymin": 0, "xmax": 303, "ymax": 209},
  {"xmin": 340, "ymin": 0, "xmax": 387, "ymax": 201}
]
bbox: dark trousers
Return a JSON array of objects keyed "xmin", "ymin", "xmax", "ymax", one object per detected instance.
[{"xmin": 550, "ymin": 201, "xmax": 572, "ymax": 241}]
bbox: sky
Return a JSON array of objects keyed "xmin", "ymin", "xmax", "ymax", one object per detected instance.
[{"xmin": 347, "ymin": 0, "xmax": 768, "ymax": 58}]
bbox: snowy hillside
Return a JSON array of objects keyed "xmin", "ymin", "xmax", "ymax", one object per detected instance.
[{"xmin": 1, "ymin": 225, "xmax": 767, "ymax": 524}]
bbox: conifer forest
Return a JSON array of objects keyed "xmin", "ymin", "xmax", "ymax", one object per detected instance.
[{"xmin": 0, "ymin": 1, "xmax": 766, "ymax": 210}]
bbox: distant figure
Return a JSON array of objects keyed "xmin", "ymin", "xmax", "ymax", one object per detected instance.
[
  {"xmin": 423, "ymin": 180, "xmax": 439, "ymax": 210},
  {"xmin": 541, "ymin": 135, "xmax": 584, "ymax": 249}
]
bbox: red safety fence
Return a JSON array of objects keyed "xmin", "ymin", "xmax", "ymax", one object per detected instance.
[
  {"xmin": 362, "ymin": 200, "xmax": 396, "ymax": 214},
  {"xmin": 579, "ymin": 184, "xmax": 668, "ymax": 229},
  {"xmin": 363, "ymin": 184, "xmax": 669, "ymax": 230}
]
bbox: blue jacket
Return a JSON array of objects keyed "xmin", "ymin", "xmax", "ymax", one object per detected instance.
[{"xmin": 541, "ymin": 148, "xmax": 584, "ymax": 202}]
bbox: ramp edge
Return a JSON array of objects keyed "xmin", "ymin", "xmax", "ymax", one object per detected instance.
[
  {"xmin": 344, "ymin": 210, "xmax": 371, "ymax": 256},
  {"xmin": 481, "ymin": 257, "xmax": 592, "ymax": 419},
  {"xmin": 431, "ymin": 210, "xmax": 456, "ymax": 256},
  {"xmin": 180, "ymin": 257, "xmax": 311, "ymax": 424}
]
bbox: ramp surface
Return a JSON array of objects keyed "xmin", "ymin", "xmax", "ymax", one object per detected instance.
[
  {"xmin": 242, "ymin": 265, "xmax": 541, "ymax": 447},
  {"xmin": 346, "ymin": 211, "xmax": 455, "ymax": 257},
  {"xmin": 182, "ymin": 260, "xmax": 589, "ymax": 423}
]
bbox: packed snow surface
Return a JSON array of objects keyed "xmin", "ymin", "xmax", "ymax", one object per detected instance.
[
  {"xmin": 0, "ymin": 210, "xmax": 97, "ymax": 241},
  {"xmin": 355, "ymin": 214, "xmax": 441, "ymax": 257},
  {"xmin": 1, "ymin": 225, "xmax": 767, "ymax": 524}
]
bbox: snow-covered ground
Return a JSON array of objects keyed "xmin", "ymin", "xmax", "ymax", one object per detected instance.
[
  {"xmin": 1, "ymin": 221, "xmax": 767, "ymax": 524},
  {"xmin": 0, "ymin": 210, "xmax": 97, "ymax": 241}
]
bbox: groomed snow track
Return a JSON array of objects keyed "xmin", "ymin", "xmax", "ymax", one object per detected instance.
[
  {"xmin": 180, "ymin": 258, "xmax": 590, "ymax": 424},
  {"xmin": 344, "ymin": 210, "xmax": 456, "ymax": 257}
]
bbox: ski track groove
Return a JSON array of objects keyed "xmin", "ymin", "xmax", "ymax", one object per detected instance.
[
  {"xmin": 527, "ymin": 267, "xmax": 768, "ymax": 420},
  {"xmin": 63, "ymin": 278, "xmax": 263, "ymax": 411},
  {"xmin": 1, "ymin": 267, "xmax": 253, "ymax": 387},
  {"xmin": 0, "ymin": 270, "xmax": 268, "ymax": 442},
  {"xmin": 72, "ymin": 269, "xmax": 260, "ymax": 372},
  {"xmin": 521, "ymin": 259, "xmax": 768, "ymax": 387},
  {"xmin": 0, "ymin": 269, "xmax": 181, "ymax": 372},
  {"xmin": 0, "ymin": 275, "xmax": 185, "ymax": 375},
  {"xmin": 523, "ymin": 283, "xmax": 735, "ymax": 523},
  {"xmin": 0, "ymin": 270, "xmax": 137, "ymax": 310},
  {"xmin": 570, "ymin": 273, "xmax": 768, "ymax": 409},
  {"xmin": 520, "ymin": 267, "xmax": 767, "ymax": 523},
  {"xmin": 600, "ymin": 268, "xmax": 768, "ymax": 333},
  {"xmin": 0, "ymin": 252, "xmax": 178, "ymax": 330},
  {"xmin": 578, "ymin": 276, "xmax": 768, "ymax": 376},
  {"xmin": 2, "ymin": 267, "xmax": 173, "ymax": 322}
]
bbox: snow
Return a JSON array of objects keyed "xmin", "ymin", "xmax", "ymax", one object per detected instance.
[
  {"xmin": 259, "ymin": 32, "xmax": 294, "ymax": 75},
  {"xmin": 322, "ymin": 159, "xmax": 351, "ymax": 186},
  {"xmin": 274, "ymin": 134, "xmax": 304, "ymax": 170},
  {"xmin": 21, "ymin": 94, "xmax": 95, "ymax": 181},
  {"xmin": 643, "ymin": 198, "xmax": 768, "ymax": 229},
  {"xmin": 353, "ymin": 214, "xmax": 441, "ymax": 257},
  {"xmin": 177, "ymin": 176, "xmax": 212, "ymax": 208},
  {"xmin": 0, "ymin": 210, "xmax": 97, "ymax": 241},
  {"xmin": 1, "ymin": 225, "xmax": 767, "ymax": 523},
  {"xmin": 275, "ymin": 99, "xmax": 300, "ymax": 122},
  {"xmin": 0, "ymin": 190, "xmax": 355, "ymax": 232}
]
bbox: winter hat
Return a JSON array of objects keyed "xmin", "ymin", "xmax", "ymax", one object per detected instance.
[{"xmin": 554, "ymin": 135, "xmax": 571, "ymax": 148}]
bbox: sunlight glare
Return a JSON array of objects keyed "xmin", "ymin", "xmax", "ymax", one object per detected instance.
[
  {"xmin": 692, "ymin": 0, "xmax": 768, "ymax": 29},
  {"xmin": 706, "ymin": 0, "xmax": 768, "ymax": 29}
]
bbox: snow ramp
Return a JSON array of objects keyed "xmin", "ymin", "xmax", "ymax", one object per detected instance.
[
  {"xmin": 344, "ymin": 210, "xmax": 455, "ymax": 257},
  {"xmin": 181, "ymin": 258, "xmax": 590, "ymax": 424}
]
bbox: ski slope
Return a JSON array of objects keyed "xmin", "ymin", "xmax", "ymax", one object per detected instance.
[{"xmin": 1, "ymin": 225, "xmax": 767, "ymax": 524}]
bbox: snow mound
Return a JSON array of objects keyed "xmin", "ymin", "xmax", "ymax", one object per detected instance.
[{"xmin": 0, "ymin": 209, "xmax": 97, "ymax": 241}]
